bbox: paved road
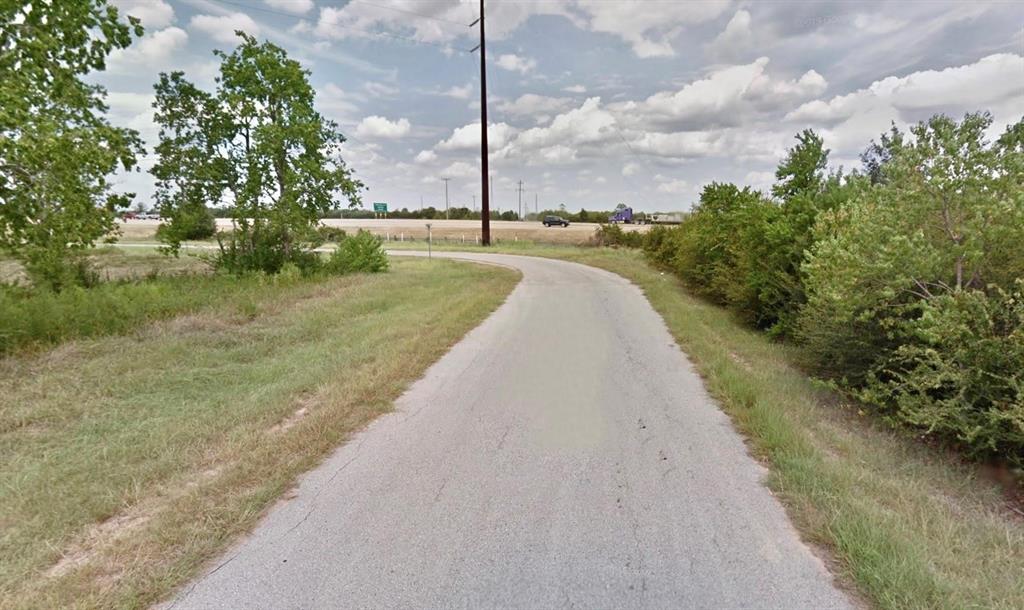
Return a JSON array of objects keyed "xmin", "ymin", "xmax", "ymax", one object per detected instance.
[{"xmin": 171, "ymin": 252, "xmax": 852, "ymax": 610}]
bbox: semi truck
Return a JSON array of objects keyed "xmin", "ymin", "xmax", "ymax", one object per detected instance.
[{"xmin": 608, "ymin": 207, "xmax": 634, "ymax": 223}]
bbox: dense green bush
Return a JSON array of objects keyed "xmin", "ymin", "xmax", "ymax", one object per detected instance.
[
  {"xmin": 590, "ymin": 223, "xmax": 643, "ymax": 248},
  {"xmin": 157, "ymin": 204, "xmax": 216, "ymax": 244},
  {"xmin": 857, "ymin": 284, "xmax": 1023, "ymax": 461},
  {"xmin": 325, "ymin": 230, "xmax": 388, "ymax": 275},
  {"xmin": 642, "ymin": 112, "xmax": 1024, "ymax": 464},
  {"xmin": 213, "ymin": 226, "xmax": 323, "ymax": 276},
  {"xmin": 317, "ymin": 225, "xmax": 347, "ymax": 243}
]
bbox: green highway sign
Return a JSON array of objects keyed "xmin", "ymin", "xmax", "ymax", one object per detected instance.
[{"xmin": 373, "ymin": 202, "xmax": 388, "ymax": 213}]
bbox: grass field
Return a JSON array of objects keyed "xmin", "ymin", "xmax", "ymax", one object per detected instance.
[
  {"xmin": 113, "ymin": 217, "xmax": 637, "ymax": 245},
  {"xmin": 0, "ymin": 257, "xmax": 519, "ymax": 608},
  {"xmin": 388, "ymin": 242, "xmax": 1024, "ymax": 609}
]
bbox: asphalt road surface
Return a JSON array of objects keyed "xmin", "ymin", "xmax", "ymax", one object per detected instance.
[{"xmin": 171, "ymin": 252, "xmax": 852, "ymax": 610}]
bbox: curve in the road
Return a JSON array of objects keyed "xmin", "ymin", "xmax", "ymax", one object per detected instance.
[{"xmin": 170, "ymin": 251, "xmax": 852, "ymax": 610}]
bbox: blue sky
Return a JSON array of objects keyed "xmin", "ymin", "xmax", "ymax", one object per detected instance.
[{"xmin": 102, "ymin": 0, "xmax": 1024, "ymax": 213}]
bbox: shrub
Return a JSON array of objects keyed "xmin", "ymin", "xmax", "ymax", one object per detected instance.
[
  {"xmin": 213, "ymin": 226, "xmax": 323, "ymax": 276},
  {"xmin": 590, "ymin": 223, "xmax": 643, "ymax": 248},
  {"xmin": 858, "ymin": 284, "xmax": 1024, "ymax": 463},
  {"xmin": 325, "ymin": 230, "xmax": 388, "ymax": 275},
  {"xmin": 157, "ymin": 204, "xmax": 216, "ymax": 244},
  {"xmin": 317, "ymin": 225, "xmax": 347, "ymax": 243}
]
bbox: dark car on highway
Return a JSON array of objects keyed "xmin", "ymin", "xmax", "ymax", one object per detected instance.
[{"xmin": 542, "ymin": 215, "xmax": 569, "ymax": 227}]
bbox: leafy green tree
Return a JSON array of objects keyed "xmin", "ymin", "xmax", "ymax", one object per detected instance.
[
  {"xmin": 860, "ymin": 123, "xmax": 905, "ymax": 185},
  {"xmin": 772, "ymin": 129, "xmax": 827, "ymax": 200},
  {"xmin": 0, "ymin": 1, "xmax": 144, "ymax": 290},
  {"xmin": 738, "ymin": 129, "xmax": 865, "ymax": 336},
  {"xmin": 800, "ymin": 113, "xmax": 1024, "ymax": 383},
  {"xmin": 153, "ymin": 33, "xmax": 362, "ymax": 272},
  {"xmin": 152, "ymin": 72, "xmax": 225, "ymax": 248}
]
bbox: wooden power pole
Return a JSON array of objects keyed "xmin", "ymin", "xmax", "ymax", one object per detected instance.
[{"xmin": 471, "ymin": 0, "xmax": 490, "ymax": 245}]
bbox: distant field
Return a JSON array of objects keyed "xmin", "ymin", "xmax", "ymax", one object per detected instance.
[{"xmin": 115, "ymin": 218, "xmax": 648, "ymax": 245}]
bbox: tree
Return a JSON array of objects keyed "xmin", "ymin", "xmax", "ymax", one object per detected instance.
[
  {"xmin": 772, "ymin": 129, "xmax": 828, "ymax": 200},
  {"xmin": 799, "ymin": 113, "xmax": 1024, "ymax": 382},
  {"xmin": 860, "ymin": 122, "xmax": 905, "ymax": 185},
  {"xmin": 0, "ymin": 1, "xmax": 144, "ymax": 290},
  {"xmin": 153, "ymin": 32, "xmax": 362, "ymax": 272}
]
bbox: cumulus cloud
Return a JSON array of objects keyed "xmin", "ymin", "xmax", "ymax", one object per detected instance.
[
  {"xmin": 563, "ymin": 84, "xmax": 587, "ymax": 93},
  {"xmin": 495, "ymin": 54, "xmax": 537, "ymax": 74},
  {"xmin": 414, "ymin": 150, "xmax": 438, "ymax": 163},
  {"xmin": 614, "ymin": 57, "xmax": 828, "ymax": 130},
  {"xmin": 436, "ymin": 122, "xmax": 516, "ymax": 152},
  {"xmin": 112, "ymin": 0, "xmax": 174, "ymax": 28},
  {"xmin": 355, "ymin": 116, "xmax": 412, "ymax": 139},
  {"xmin": 787, "ymin": 53, "xmax": 1024, "ymax": 154},
  {"xmin": 707, "ymin": 10, "xmax": 753, "ymax": 59},
  {"xmin": 265, "ymin": 0, "xmax": 314, "ymax": 14},
  {"xmin": 514, "ymin": 97, "xmax": 617, "ymax": 153},
  {"xmin": 190, "ymin": 13, "xmax": 261, "ymax": 44},
  {"xmin": 310, "ymin": 0, "xmax": 727, "ymax": 58},
  {"xmin": 108, "ymin": 27, "xmax": 188, "ymax": 73},
  {"xmin": 575, "ymin": 0, "xmax": 731, "ymax": 57},
  {"xmin": 441, "ymin": 161, "xmax": 478, "ymax": 178}
]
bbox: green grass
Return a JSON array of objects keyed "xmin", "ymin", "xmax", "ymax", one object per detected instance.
[
  {"xmin": 0, "ymin": 257, "xmax": 520, "ymax": 608},
  {"xmin": 398, "ymin": 243, "xmax": 1024, "ymax": 609}
]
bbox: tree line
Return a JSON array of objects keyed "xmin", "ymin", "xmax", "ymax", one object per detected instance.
[
  {"xmin": 630, "ymin": 114, "xmax": 1024, "ymax": 465},
  {"xmin": 1, "ymin": 1, "xmax": 381, "ymax": 291}
]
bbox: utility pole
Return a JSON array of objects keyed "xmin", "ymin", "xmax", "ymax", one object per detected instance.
[
  {"xmin": 517, "ymin": 180, "xmax": 523, "ymax": 221},
  {"xmin": 470, "ymin": 0, "xmax": 490, "ymax": 244},
  {"xmin": 441, "ymin": 177, "xmax": 450, "ymax": 220},
  {"xmin": 534, "ymin": 192, "xmax": 538, "ymax": 215},
  {"xmin": 472, "ymin": 194, "xmax": 476, "ymax": 212}
]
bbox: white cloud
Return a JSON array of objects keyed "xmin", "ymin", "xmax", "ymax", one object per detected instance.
[
  {"xmin": 495, "ymin": 54, "xmax": 537, "ymax": 74},
  {"xmin": 190, "ymin": 13, "xmax": 261, "ymax": 44},
  {"xmin": 113, "ymin": 0, "xmax": 174, "ymax": 29},
  {"xmin": 106, "ymin": 91, "xmax": 158, "ymax": 142},
  {"xmin": 355, "ymin": 116, "xmax": 412, "ymax": 139},
  {"xmin": 108, "ymin": 27, "xmax": 188, "ymax": 73},
  {"xmin": 708, "ymin": 10, "xmax": 752, "ymax": 58},
  {"xmin": 786, "ymin": 53, "xmax": 1024, "ymax": 154},
  {"xmin": 498, "ymin": 94, "xmax": 573, "ymax": 119},
  {"xmin": 441, "ymin": 161, "xmax": 478, "ymax": 178},
  {"xmin": 442, "ymin": 83, "xmax": 473, "ymax": 99},
  {"xmin": 317, "ymin": 84, "xmax": 361, "ymax": 122},
  {"xmin": 575, "ymin": 0, "xmax": 731, "ymax": 57},
  {"xmin": 513, "ymin": 97, "xmax": 617, "ymax": 153},
  {"xmin": 655, "ymin": 177, "xmax": 690, "ymax": 194},
  {"xmin": 364, "ymin": 81, "xmax": 400, "ymax": 98},
  {"xmin": 744, "ymin": 170, "xmax": 776, "ymax": 191},
  {"xmin": 265, "ymin": 0, "xmax": 314, "ymax": 15},
  {"xmin": 436, "ymin": 122, "xmax": 516, "ymax": 152},
  {"xmin": 414, "ymin": 150, "xmax": 438, "ymax": 163},
  {"xmin": 563, "ymin": 84, "xmax": 587, "ymax": 93},
  {"xmin": 622, "ymin": 162, "xmax": 640, "ymax": 176},
  {"xmin": 614, "ymin": 57, "xmax": 828, "ymax": 130}
]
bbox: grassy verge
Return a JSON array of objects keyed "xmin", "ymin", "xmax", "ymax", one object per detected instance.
[
  {"xmin": 393, "ymin": 243, "xmax": 1024, "ymax": 609},
  {"xmin": 0, "ymin": 257, "xmax": 519, "ymax": 608},
  {"xmin": 0, "ymin": 248, "xmax": 268, "ymax": 356}
]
